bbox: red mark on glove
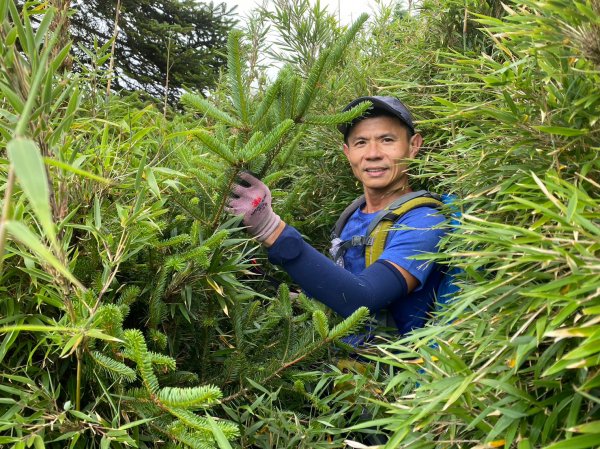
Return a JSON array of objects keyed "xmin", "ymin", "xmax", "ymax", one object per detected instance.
[{"xmin": 251, "ymin": 196, "xmax": 263, "ymax": 208}]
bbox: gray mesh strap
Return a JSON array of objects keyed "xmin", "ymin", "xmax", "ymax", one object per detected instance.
[
  {"xmin": 331, "ymin": 235, "xmax": 374, "ymax": 262},
  {"xmin": 331, "ymin": 194, "xmax": 366, "ymax": 239}
]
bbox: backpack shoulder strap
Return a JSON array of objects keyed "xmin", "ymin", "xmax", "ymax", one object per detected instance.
[
  {"xmin": 365, "ymin": 191, "xmax": 444, "ymax": 266},
  {"xmin": 331, "ymin": 194, "xmax": 366, "ymax": 239}
]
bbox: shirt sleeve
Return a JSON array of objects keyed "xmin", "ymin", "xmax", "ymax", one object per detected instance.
[{"xmin": 378, "ymin": 206, "xmax": 447, "ymax": 290}]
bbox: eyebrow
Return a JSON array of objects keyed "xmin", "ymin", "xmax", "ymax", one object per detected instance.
[{"xmin": 350, "ymin": 132, "xmax": 397, "ymax": 143}]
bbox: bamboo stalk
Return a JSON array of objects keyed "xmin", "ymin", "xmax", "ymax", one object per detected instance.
[
  {"xmin": 106, "ymin": 0, "xmax": 122, "ymax": 98},
  {"xmin": 0, "ymin": 168, "xmax": 16, "ymax": 275}
]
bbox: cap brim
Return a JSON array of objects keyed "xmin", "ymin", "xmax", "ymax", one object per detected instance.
[{"xmin": 337, "ymin": 96, "xmax": 414, "ymax": 136}]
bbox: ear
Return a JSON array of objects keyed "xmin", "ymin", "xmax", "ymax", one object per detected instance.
[
  {"xmin": 343, "ymin": 143, "xmax": 350, "ymax": 160},
  {"xmin": 409, "ymin": 133, "xmax": 422, "ymax": 158}
]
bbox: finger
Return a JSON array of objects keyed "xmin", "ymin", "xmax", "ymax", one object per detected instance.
[
  {"xmin": 237, "ymin": 170, "xmax": 261, "ymax": 186},
  {"xmin": 226, "ymin": 196, "xmax": 243, "ymax": 209},
  {"xmin": 240, "ymin": 169, "xmax": 260, "ymax": 179},
  {"xmin": 231, "ymin": 183, "xmax": 249, "ymax": 197},
  {"xmin": 224, "ymin": 206, "xmax": 239, "ymax": 216}
]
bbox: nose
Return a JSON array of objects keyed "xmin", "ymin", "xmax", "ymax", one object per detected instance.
[{"xmin": 364, "ymin": 141, "xmax": 382, "ymax": 159}]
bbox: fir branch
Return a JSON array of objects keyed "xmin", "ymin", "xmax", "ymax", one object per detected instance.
[
  {"xmin": 273, "ymin": 124, "xmax": 308, "ymax": 168},
  {"xmin": 222, "ymin": 340, "xmax": 322, "ymax": 403},
  {"xmin": 123, "ymin": 329, "xmax": 160, "ymax": 395},
  {"xmin": 190, "ymin": 220, "xmax": 201, "ymax": 244},
  {"xmin": 117, "ymin": 285, "xmax": 142, "ymax": 306},
  {"xmin": 227, "ymin": 30, "xmax": 249, "ymax": 125},
  {"xmin": 278, "ymin": 72, "xmax": 303, "ymax": 121},
  {"xmin": 165, "ymin": 423, "xmax": 215, "ymax": 449},
  {"xmin": 238, "ymin": 130, "xmax": 264, "ymax": 161},
  {"xmin": 295, "ymin": 47, "xmax": 332, "ymax": 119},
  {"xmin": 179, "ymin": 246, "xmax": 210, "ymax": 267},
  {"xmin": 293, "ymin": 380, "xmax": 330, "ymax": 413},
  {"xmin": 94, "ymin": 304, "xmax": 124, "ymax": 337},
  {"xmin": 201, "ymin": 229, "xmax": 229, "ymax": 251},
  {"xmin": 312, "ymin": 310, "xmax": 329, "ymax": 340},
  {"xmin": 191, "ymin": 155, "xmax": 227, "ymax": 174},
  {"xmin": 149, "ymin": 351, "xmax": 177, "ymax": 372},
  {"xmin": 156, "ymin": 234, "xmax": 191, "ymax": 249},
  {"xmin": 148, "ymin": 329, "xmax": 167, "ymax": 351},
  {"xmin": 170, "ymin": 195, "xmax": 211, "ymax": 224},
  {"xmin": 149, "ymin": 266, "xmax": 172, "ymax": 328},
  {"xmin": 158, "ymin": 385, "xmax": 222, "ymax": 410},
  {"xmin": 327, "ymin": 306, "xmax": 370, "ymax": 340},
  {"xmin": 327, "ymin": 13, "xmax": 369, "ymax": 69},
  {"xmin": 302, "ymin": 101, "xmax": 371, "ymax": 126},
  {"xmin": 167, "ymin": 408, "xmax": 239, "ymax": 438},
  {"xmin": 277, "ymin": 283, "xmax": 292, "ymax": 318},
  {"xmin": 189, "ymin": 167, "xmax": 222, "ymax": 191},
  {"xmin": 296, "ymin": 292, "xmax": 325, "ymax": 314},
  {"xmin": 240, "ymin": 119, "xmax": 295, "ymax": 163},
  {"xmin": 250, "ymin": 73, "xmax": 284, "ymax": 125},
  {"xmin": 209, "ymin": 167, "xmax": 239, "ymax": 231},
  {"xmin": 181, "ymin": 93, "xmax": 243, "ymax": 128},
  {"xmin": 190, "ymin": 129, "xmax": 236, "ymax": 165},
  {"xmin": 262, "ymin": 170, "xmax": 287, "ymax": 185},
  {"xmin": 90, "ymin": 351, "xmax": 137, "ymax": 383},
  {"xmin": 160, "ymin": 371, "xmax": 200, "ymax": 386},
  {"xmin": 223, "ymin": 309, "xmax": 369, "ymax": 403}
]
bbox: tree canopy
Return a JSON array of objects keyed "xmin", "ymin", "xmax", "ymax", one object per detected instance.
[{"xmin": 70, "ymin": 0, "xmax": 236, "ymax": 103}]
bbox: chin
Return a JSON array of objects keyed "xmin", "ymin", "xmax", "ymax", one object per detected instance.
[{"xmin": 364, "ymin": 181, "xmax": 391, "ymax": 190}]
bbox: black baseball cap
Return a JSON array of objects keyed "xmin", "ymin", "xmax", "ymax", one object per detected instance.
[{"xmin": 337, "ymin": 96, "xmax": 415, "ymax": 137}]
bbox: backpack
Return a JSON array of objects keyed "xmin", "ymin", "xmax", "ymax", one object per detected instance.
[{"xmin": 330, "ymin": 190, "xmax": 458, "ymax": 311}]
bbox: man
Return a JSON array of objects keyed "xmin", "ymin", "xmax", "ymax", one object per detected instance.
[{"xmin": 227, "ymin": 96, "xmax": 446, "ymax": 335}]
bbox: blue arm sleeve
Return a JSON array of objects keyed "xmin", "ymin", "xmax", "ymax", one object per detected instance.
[{"xmin": 267, "ymin": 225, "xmax": 407, "ymax": 318}]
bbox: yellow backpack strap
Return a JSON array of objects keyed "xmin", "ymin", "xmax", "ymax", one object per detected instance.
[{"xmin": 365, "ymin": 196, "xmax": 443, "ymax": 267}]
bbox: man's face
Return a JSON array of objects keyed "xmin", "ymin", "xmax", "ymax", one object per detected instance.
[{"xmin": 343, "ymin": 115, "xmax": 422, "ymax": 194}]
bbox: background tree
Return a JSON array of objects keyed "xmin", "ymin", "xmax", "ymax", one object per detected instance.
[{"xmin": 69, "ymin": 0, "xmax": 236, "ymax": 104}]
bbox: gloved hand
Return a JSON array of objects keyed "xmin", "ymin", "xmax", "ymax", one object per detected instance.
[{"xmin": 226, "ymin": 171, "xmax": 281, "ymax": 242}]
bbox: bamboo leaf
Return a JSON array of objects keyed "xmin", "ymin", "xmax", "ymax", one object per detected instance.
[
  {"xmin": 43, "ymin": 157, "xmax": 111, "ymax": 184},
  {"xmin": 533, "ymin": 125, "xmax": 588, "ymax": 136},
  {"xmin": 145, "ymin": 167, "xmax": 161, "ymax": 199},
  {"xmin": 5, "ymin": 221, "xmax": 82, "ymax": 289},
  {"xmin": 443, "ymin": 373, "xmax": 476, "ymax": 410},
  {"xmin": 543, "ymin": 434, "xmax": 600, "ymax": 449},
  {"xmin": 206, "ymin": 415, "xmax": 234, "ymax": 449},
  {"xmin": 568, "ymin": 421, "xmax": 600, "ymax": 434},
  {"xmin": 7, "ymin": 137, "xmax": 57, "ymax": 245},
  {"xmin": 33, "ymin": 6, "xmax": 55, "ymax": 49}
]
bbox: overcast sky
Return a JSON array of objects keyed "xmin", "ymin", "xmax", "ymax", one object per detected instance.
[{"xmin": 221, "ymin": 0, "xmax": 388, "ymax": 25}]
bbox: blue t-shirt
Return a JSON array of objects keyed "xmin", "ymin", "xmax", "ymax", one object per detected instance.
[{"xmin": 340, "ymin": 206, "xmax": 446, "ymax": 334}]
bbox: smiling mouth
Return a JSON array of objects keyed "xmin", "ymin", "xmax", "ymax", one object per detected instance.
[{"xmin": 364, "ymin": 167, "xmax": 388, "ymax": 175}]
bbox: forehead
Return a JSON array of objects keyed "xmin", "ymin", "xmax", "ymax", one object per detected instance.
[{"xmin": 346, "ymin": 115, "xmax": 409, "ymax": 140}]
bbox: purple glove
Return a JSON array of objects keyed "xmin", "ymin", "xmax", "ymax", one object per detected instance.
[{"xmin": 226, "ymin": 171, "xmax": 281, "ymax": 242}]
